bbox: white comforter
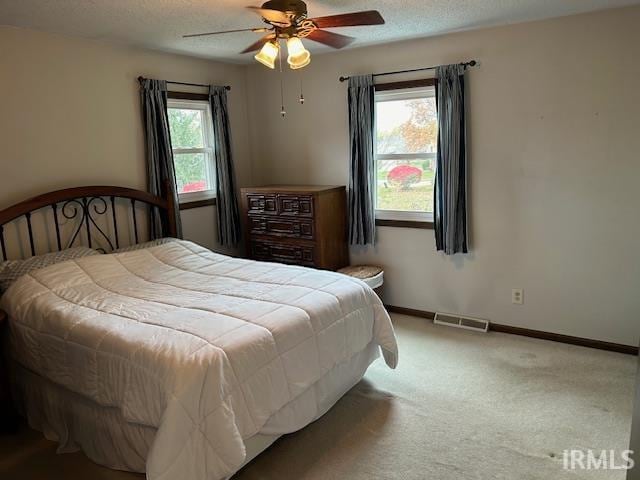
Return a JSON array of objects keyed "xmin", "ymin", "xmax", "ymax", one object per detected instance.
[{"xmin": 2, "ymin": 240, "xmax": 397, "ymax": 480}]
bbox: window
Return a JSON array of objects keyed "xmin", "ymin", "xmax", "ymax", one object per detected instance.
[
  {"xmin": 167, "ymin": 98, "xmax": 215, "ymax": 202},
  {"xmin": 374, "ymin": 80, "xmax": 437, "ymax": 224}
]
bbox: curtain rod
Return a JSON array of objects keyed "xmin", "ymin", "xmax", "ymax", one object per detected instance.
[
  {"xmin": 338, "ymin": 60, "xmax": 477, "ymax": 83},
  {"xmin": 137, "ymin": 76, "xmax": 231, "ymax": 91}
]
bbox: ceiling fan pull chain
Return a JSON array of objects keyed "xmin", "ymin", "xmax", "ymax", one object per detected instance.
[
  {"xmin": 280, "ymin": 77, "xmax": 286, "ymax": 118},
  {"xmin": 299, "ymin": 75, "xmax": 305, "ymax": 105},
  {"xmin": 279, "ymin": 44, "xmax": 286, "ymax": 118}
]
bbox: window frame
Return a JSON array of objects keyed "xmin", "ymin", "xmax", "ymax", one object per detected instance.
[
  {"xmin": 167, "ymin": 92, "xmax": 217, "ymax": 205},
  {"xmin": 373, "ymin": 78, "xmax": 437, "ymax": 229}
]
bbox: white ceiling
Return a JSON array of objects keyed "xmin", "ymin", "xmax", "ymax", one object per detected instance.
[{"xmin": 1, "ymin": 0, "xmax": 639, "ymax": 62}]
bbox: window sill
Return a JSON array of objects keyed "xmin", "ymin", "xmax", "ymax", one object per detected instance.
[
  {"xmin": 375, "ymin": 218, "xmax": 434, "ymax": 230},
  {"xmin": 179, "ymin": 197, "xmax": 217, "ymax": 211}
]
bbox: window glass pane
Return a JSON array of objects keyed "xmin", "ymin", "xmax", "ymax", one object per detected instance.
[
  {"xmin": 376, "ymin": 96, "xmax": 437, "ymax": 155},
  {"xmin": 174, "ymin": 153, "xmax": 210, "ymax": 194},
  {"xmin": 168, "ymin": 108, "xmax": 204, "ymax": 149},
  {"xmin": 376, "ymin": 158, "xmax": 435, "ymax": 213}
]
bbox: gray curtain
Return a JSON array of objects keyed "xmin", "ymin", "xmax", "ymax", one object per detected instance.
[
  {"xmin": 139, "ymin": 78, "xmax": 183, "ymax": 239},
  {"xmin": 347, "ymin": 74, "xmax": 376, "ymax": 246},
  {"xmin": 209, "ymin": 86, "xmax": 241, "ymax": 246},
  {"xmin": 434, "ymin": 64, "xmax": 468, "ymax": 254}
]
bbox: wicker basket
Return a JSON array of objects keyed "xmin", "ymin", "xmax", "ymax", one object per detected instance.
[{"xmin": 338, "ymin": 265, "xmax": 384, "ymax": 298}]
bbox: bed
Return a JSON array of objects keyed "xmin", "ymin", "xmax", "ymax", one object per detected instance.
[{"xmin": 0, "ymin": 185, "xmax": 398, "ymax": 480}]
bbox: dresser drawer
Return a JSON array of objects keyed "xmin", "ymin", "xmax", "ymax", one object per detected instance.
[
  {"xmin": 247, "ymin": 194, "xmax": 278, "ymax": 215},
  {"xmin": 277, "ymin": 195, "xmax": 314, "ymax": 217},
  {"xmin": 249, "ymin": 216, "xmax": 314, "ymax": 239},
  {"xmin": 251, "ymin": 240, "xmax": 315, "ymax": 266}
]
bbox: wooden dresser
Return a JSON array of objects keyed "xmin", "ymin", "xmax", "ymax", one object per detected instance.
[{"xmin": 241, "ymin": 186, "xmax": 349, "ymax": 270}]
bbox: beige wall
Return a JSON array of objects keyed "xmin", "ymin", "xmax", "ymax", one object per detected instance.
[
  {"xmin": 245, "ymin": 6, "xmax": 640, "ymax": 346},
  {"xmin": 0, "ymin": 25, "xmax": 252, "ymax": 252}
]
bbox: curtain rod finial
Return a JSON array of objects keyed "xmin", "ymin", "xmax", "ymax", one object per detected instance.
[{"xmin": 339, "ymin": 76, "xmax": 349, "ymax": 82}]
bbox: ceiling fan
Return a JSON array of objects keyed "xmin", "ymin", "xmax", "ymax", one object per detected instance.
[{"xmin": 183, "ymin": 0, "xmax": 385, "ymax": 70}]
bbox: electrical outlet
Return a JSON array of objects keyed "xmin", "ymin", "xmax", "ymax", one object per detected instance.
[{"xmin": 512, "ymin": 288, "xmax": 524, "ymax": 305}]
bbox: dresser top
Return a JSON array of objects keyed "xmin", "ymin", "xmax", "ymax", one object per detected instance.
[{"xmin": 241, "ymin": 185, "xmax": 345, "ymax": 194}]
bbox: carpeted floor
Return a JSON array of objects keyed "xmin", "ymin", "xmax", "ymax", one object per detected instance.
[{"xmin": 0, "ymin": 313, "xmax": 636, "ymax": 479}]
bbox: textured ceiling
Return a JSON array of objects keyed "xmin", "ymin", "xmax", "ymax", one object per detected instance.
[{"xmin": 1, "ymin": 0, "xmax": 639, "ymax": 62}]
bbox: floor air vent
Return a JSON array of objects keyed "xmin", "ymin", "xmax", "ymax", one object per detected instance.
[{"xmin": 433, "ymin": 312, "xmax": 489, "ymax": 333}]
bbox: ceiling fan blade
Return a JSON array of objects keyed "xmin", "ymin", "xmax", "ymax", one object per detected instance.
[
  {"xmin": 247, "ymin": 6, "xmax": 291, "ymax": 26},
  {"xmin": 183, "ymin": 27, "xmax": 268, "ymax": 38},
  {"xmin": 310, "ymin": 10, "xmax": 385, "ymax": 29},
  {"xmin": 306, "ymin": 29, "xmax": 355, "ymax": 49},
  {"xmin": 240, "ymin": 33, "xmax": 276, "ymax": 54}
]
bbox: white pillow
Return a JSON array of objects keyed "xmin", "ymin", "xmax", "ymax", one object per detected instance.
[{"xmin": 0, "ymin": 247, "xmax": 100, "ymax": 294}]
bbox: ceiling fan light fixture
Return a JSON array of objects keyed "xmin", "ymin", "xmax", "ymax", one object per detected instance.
[
  {"xmin": 255, "ymin": 40, "xmax": 279, "ymax": 69},
  {"xmin": 286, "ymin": 37, "xmax": 311, "ymax": 70}
]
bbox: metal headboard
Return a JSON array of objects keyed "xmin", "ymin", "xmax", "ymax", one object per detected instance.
[{"xmin": 0, "ymin": 184, "xmax": 177, "ymax": 261}]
